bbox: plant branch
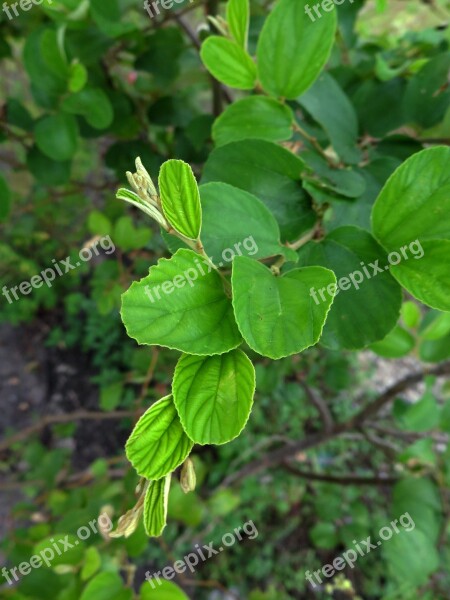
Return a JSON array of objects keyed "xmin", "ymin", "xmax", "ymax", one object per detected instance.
[
  {"xmin": 222, "ymin": 361, "xmax": 450, "ymax": 486},
  {"xmin": 0, "ymin": 409, "xmax": 143, "ymax": 453},
  {"xmin": 282, "ymin": 463, "xmax": 398, "ymax": 485}
]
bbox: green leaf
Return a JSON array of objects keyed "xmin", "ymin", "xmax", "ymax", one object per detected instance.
[
  {"xmin": 140, "ymin": 580, "xmax": 189, "ymax": 600},
  {"xmin": 388, "ymin": 240, "xmax": 450, "ymax": 312},
  {"xmin": 121, "ymin": 249, "xmax": 241, "ymax": 355},
  {"xmin": 126, "ymin": 395, "xmax": 193, "ymax": 480},
  {"xmin": 232, "ymin": 257, "xmax": 336, "ymax": 359},
  {"xmin": 88, "ymin": 210, "xmax": 112, "ymax": 237},
  {"xmin": 383, "ymin": 529, "xmax": 439, "ymax": 588},
  {"xmin": 298, "ymin": 73, "xmax": 361, "ymax": 164},
  {"xmin": 401, "ymin": 301, "xmax": 421, "ymax": 329},
  {"xmin": 158, "ymin": 159, "xmax": 202, "ymax": 240},
  {"xmin": 68, "ymin": 61, "xmax": 88, "ymax": 93},
  {"xmin": 34, "ymin": 535, "xmax": 84, "ymax": 567},
  {"xmin": 256, "ymin": 0, "xmax": 336, "ymax": 99},
  {"xmin": 144, "ymin": 475, "xmax": 171, "ymax": 537},
  {"xmin": 403, "ymin": 52, "xmax": 450, "ymax": 128},
  {"xmin": 27, "ymin": 146, "xmax": 71, "ymax": 185},
  {"xmin": 202, "ymin": 139, "xmax": 315, "ymax": 241},
  {"xmin": 113, "ymin": 216, "xmax": 152, "ymax": 251},
  {"xmin": 80, "ymin": 572, "xmax": 130, "ymax": 600},
  {"xmin": 163, "ymin": 182, "xmax": 297, "ymax": 262},
  {"xmin": 372, "ymin": 147, "xmax": 450, "ymax": 247},
  {"xmin": 212, "ymin": 96, "xmax": 293, "ymax": 146},
  {"xmin": 62, "ymin": 87, "xmax": 114, "ymax": 130},
  {"xmin": 226, "ymin": 0, "xmax": 250, "ymax": 49},
  {"xmin": 421, "ymin": 312, "xmax": 450, "ymax": 341},
  {"xmin": 369, "ymin": 326, "xmax": 415, "ymax": 358},
  {"xmin": 394, "ymin": 391, "xmax": 440, "ymax": 432},
  {"xmin": 0, "ymin": 174, "xmax": 11, "ymax": 222},
  {"xmin": 310, "ymin": 522, "xmax": 338, "ymax": 550},
  {"xmin": 34, "ymin": 114, "xmax": 78, "ymax": 161},
  {"xmin": 298, "ymin": 227, "xmax": 402, "ymax": 350},
  {"xmin": 80, "ymin": 547, "xmax": 101, "ymax": 581},
  {"xmin": 200, "ymin": 37, "xmax": 257, "ymax": 90},
  {"xmin": 173, "ymin": 350, "xmax": 255, "ymax": 445}
]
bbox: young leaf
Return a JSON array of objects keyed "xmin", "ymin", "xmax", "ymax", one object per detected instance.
[
  {"xmin": 126, "ymin": 395, "xmax": 193, "ymax": 480},
  {"xmin": 158, "ymin": 159, "xmax": 202, "ymax": 240},
  {"xmin": 256, "ymin": 0, "xmax": 337, "ymax": 99},
  {"xmin": 226, "ymin": 0, "xmax": 250, "ymax": 49},
  {"xmin": 121, "ymin": 249, "xmax": 242, "ymax": 355},
  {"xmin": 200, "ymin": 37, "xmax": 257, "ymax": 90},
  {"xmin": 212, "ymin": 96, "xmax": 293, "ymax": 146},
  {"xmin": 144, "ymin": 475, "xmax": 172, "ymax": 538},
  {"xmin": 173, "ymin": 350, "xmax": 255, "ymax": 445},
  {"xmin": 372, "ymin": 147, "xmax": 450, "ymax": 310},
  {"xmin": 231, "ymin": 257, "xmax": 336, "ymax": 359}
]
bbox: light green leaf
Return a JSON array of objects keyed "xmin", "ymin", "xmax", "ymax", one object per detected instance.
[
  {"xmin": 140, "ymin": 580, "xmax": 189, "ymax": 600},
  {"xmin": 34, "ymin": 535, "xmax": 84, "ymax": 567},
  {"xmin": 80, "ymin": 547, "xmax": 101, "ymax": 581},
  {"xmin": 298, "ymin": 73, "xmax": 361, "ymax": 164},
  {"xmin": 200, "ymin": 37, "xmax": 257, "ymax": 90},
  {"xmin": 126, "ymin": 395, "xmax": 193, "ymax": 480},
  {"xmin": 159, "ymin": 159, "xmax": 202, "ymax": 240},
  {"xmin": 369, "ymin": 325, "xmax": 415, "ymax": 358},
  {"xmin": 80, "ymin": 572, "xmax": 131, "ymax": 600},
  {"xmin": 401, "ymin": 301, "xmax": 421, "ymax": 329},
  {"xmin": 202, "ymin": 139, "xmax": 315, "ymax": 241},
  {"xmin": 226, "ymin": 0, "xmax": 250, "ymax": 49},
  {"xmin": 256, "ymin": 0, "xmax": 337, "ymax": 99},
  {"xmin": 68, "ymin": 61, "xmax": 88, "ymax": 93},
  {"xmin": 144, "ymin": 475, "xmax": 171, "ymax": 537},
  {"xmin": 121, "ymin": 249, "xmax": 242, "ymax": 355},
  {"xmin": 34, "ymin": 114, "xmax": 78, "ymax": 161},
  {"xmin": 298, "ymin": 227, "xmax": 402, "ymax": 350},
  {"xmin": 212, "ymin": 96, "xmax": 293, "ymax": 146},
  {"xmin": 232, "ymin": 257, "xmax": 336, "ymax": 359},
  {"xmin": 173, "ymin": 350, "xmax": 255, "ymax": 445},
  {"xmin": 421, "ymin": 311, "xmax": 450, "ymax": 340}
]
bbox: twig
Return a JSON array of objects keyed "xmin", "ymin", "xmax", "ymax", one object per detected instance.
[
  {"xmin": 282, "ymin": 463, "xmax": 398, "ymax": 486},
  {"xmin": 0, "ymin": 409, "xmax": 143, "ymax": 453},
  {"xmin": 222, "ymin": 361, "xmax": 450, "ymax": 486}
]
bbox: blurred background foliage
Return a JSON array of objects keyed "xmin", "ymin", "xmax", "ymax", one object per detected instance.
[{"xmin": 1, "ymin": 0, "xmax": 450, "ymax": 598}]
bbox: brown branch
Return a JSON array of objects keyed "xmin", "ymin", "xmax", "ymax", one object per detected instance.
[
  {"xmin": 222, "ymin": 361, "xmax": 450, "ymax": 486},
  {"xmin": 299, "ymin": 378, "xmax": 333, "ymax": 432},
  {"xmin": 282, "ymin": 463, "xmax": 398, "ymax": 486},
  {"xmin": 0, "ymin": 409, "xmax": 143, "ymax": 453}
]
